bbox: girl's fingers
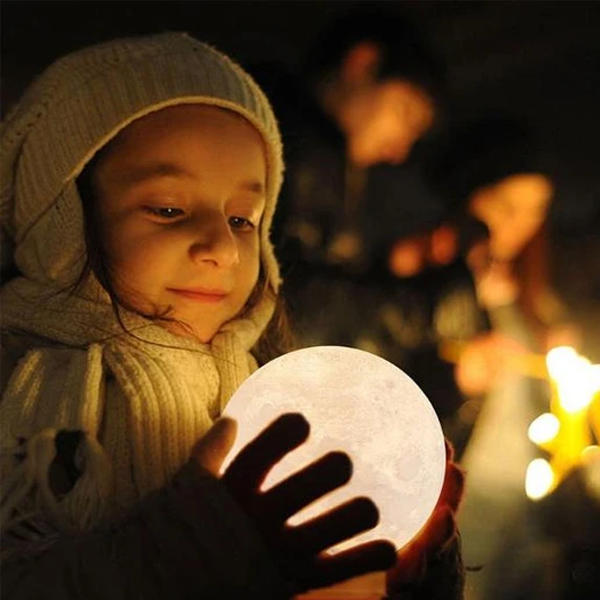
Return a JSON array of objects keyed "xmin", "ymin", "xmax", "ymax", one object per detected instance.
[
  {"xmin": 259, "ymin": 451, "xmax": 352, "ymax": 526},
  {"xmin": 220, "ymin": 414, "xmax": 420, "ymax": 594},
  {"xmin": 306, "ymin": 540, "xmax": 396, "ymax": 591},
  {"xmin": 437, "ymin": 461, "xmax": 465, "ymax": 512},
  {"xmin": 282, "ymin": 496, "xmax": 380, "ymax": 557},
  {"xmin": 387, "ymin": 454, "xmax": 463, "ymax": 593},
  {"xmin": 191, "ymin": 417, "xmax": 238, "ymax": 476},
  {"xmin": 388, "ymin": 507, "xmax": 456, "ymax": 589},
  {"xmin": 433, "ymin": 442, "xmax": 465, "ymax": 512},
  {"xmin": 444, "ymin": 463, "xmax": 465, "ymax": 511},
  {"xmin": 414, "ymin": 506, "xmax": 455, "ymax": 555},
  {"xmin": 387, "ymin": 539, "xmax": 427, "ymax": 588},
  {"xmin": 223, "ymin": 413, "xmax": 309, "ymax": 502},
  {"xmin": 444, "ymin": 438, "xmax": 455, "ymax": 463}
]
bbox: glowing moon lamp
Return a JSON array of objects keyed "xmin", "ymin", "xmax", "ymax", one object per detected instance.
[{"xmin": 221, "ymin": 346, "xmax": 446, "ymax": 553}]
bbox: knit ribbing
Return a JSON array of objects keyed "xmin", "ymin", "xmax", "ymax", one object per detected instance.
[{"xmin": 0, "ymin": 275, "xmax": 267, "ymax": 531}]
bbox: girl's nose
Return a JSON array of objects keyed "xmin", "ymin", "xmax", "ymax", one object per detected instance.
[{"xmin": 189, "ymin": 216, "xmax": 240, "ymax": 267}]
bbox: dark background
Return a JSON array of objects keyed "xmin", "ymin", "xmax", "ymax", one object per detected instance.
[
  {"xmin": 2, "ymin": 0, "xmax": 600, "ymax": 352},
  {"xmin": 2, "ymin": 1, "xmax": 600, "ymax": 224},
  {"xmin": 2, "ymin": 5, "xmax": 600, "ymax": 596}
]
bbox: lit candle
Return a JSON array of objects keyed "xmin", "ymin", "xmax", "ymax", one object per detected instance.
[{"xmin": 544, "ymin": 347, "xmax": 599, "ymax": 479}]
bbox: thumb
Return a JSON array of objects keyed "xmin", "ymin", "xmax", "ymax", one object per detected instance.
[{"xmin": 192, "ymin": 417, "xmax": 238, "ymax": 477}]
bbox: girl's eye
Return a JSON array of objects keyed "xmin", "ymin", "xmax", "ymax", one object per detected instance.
[
  {"xmin": 144, "ymin": 206, "xmax": 184, "ymax": 219},
  {"xmin": 228, "ymin": 216, "xmax": 256, "ymax": 231}
]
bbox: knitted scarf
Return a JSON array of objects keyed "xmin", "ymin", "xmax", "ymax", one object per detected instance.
[{"xmin": 0, "ymin": 273, "xmax": 274, "ymax": 536}]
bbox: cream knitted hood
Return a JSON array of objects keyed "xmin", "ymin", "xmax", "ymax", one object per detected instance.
[
  {"xmin": 0, "ymin": 31, "xmax": 283, "ymax": 289},
  {"xmin": 0, "ymin": 33, "xmax": 284, "ymax": 536}
]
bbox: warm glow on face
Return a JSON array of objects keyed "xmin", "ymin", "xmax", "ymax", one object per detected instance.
[
  {"xmin": 528, "ymin": 413, "xmax": 560, "ymax": 445},
  {"xmin": 546, "ymin": 346, "xmax": 600, "ymax": 413},
  {"xmin": 94, "ymin": 105, "xmax": 265, "ymax": 342},
  {"xmin": 222, "ymin": 346, "xmax": 446, "ymax": 553},
  {"xmin": 525, "ymin": 458, "xmax": 555, "ymax": 500}
]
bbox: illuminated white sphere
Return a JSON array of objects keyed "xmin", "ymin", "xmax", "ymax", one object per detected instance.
[{"xmin": 222, "ymin": 345, "xmax": 446, "ymax": 552}]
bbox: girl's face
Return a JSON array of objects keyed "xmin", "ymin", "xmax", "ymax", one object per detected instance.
[{"xmin": 93, "ymin": 105, "xmax": 267, "ymax": 342}]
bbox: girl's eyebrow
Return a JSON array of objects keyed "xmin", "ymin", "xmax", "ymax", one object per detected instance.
[
  {"xmin": 118, "ymin": 162, "xmax": 194, "ymax": 185},
  {"xmin": 242, "ymin": 181, "xmax": 265, "ymax": 195},
  {"xmin": 119, "ymin": 162, "xmax": 266, "ymax": 195}
]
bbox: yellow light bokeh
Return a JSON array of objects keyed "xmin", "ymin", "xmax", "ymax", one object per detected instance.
[
  {"xmin": 528, "ymin": 347, "xmax": 600, "ymax": 499},
  {"xmin": 525, "ymin": 458, "xmax": 555, "ymax": 500},
  {"xmin": 528, "ymin": 413, "xmax": 560, "ymax": 445},
  {"xmin": 589, "ymin": 365, "xmax": 600, "ymax": 391},
  {"xmin": 546, "ymin": 346, "xmax": 600, "ymax": 414},
  {"xmin": 582, "ymin": 445, "xmax": 600, "ymax": 461},
  {"xmin": 545, "ymin": 346, "xmax": 578, "ymax": 381}
]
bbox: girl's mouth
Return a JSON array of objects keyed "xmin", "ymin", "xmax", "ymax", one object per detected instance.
[{"xmin": 167, "ymin": 288, "xmax": 228, "ymax": 303}]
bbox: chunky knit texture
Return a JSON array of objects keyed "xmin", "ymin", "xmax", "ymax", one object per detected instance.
[
  {"xmin": 0, "ymin": 31, "xmax": 283, "ymax": 289},
  {"xmin": 0, "ymin": 32, "xmax": 283, "ymax": 541}
]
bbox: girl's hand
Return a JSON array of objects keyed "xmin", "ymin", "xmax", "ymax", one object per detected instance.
[
  {"xmin": 193, "ymin": 413, "xmax": 397, "ymax": 595},
  {"xmin": 385, "ymin": 440, "xmax": 465, "ymax": 598}
]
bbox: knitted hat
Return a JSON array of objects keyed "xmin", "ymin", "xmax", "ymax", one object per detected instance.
[{"xmin": 0, "ymin": 32, "xmax": 283, "ymax": 292}]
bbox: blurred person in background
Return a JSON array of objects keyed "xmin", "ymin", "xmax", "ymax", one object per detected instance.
[
  {"xmin": 252, "ymin": 8, "xmax": 524, "ymax": 459},
  {"xmin": 356, "ymin": 212, "xmax": 501, "ymax": 461},
  {"xmin": 424, "ymin": 114, "xmax": 584, "ymax": 600},
  {"xmin": 250, "ymin": 5, "xmax": 447, "ymax": 349},
  {"xmin": 358, "ymin": 113, "xmax": 574, "ymax": 459},
  {"xmin": 428, "ymin": 114, "xmax": 579, "ymax": 354}
]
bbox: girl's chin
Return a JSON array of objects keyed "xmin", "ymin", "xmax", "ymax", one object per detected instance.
[
  {"xmin": 119, "ymin": 294, "xmax": 228, "ymax": 343},
  {"xmin": 161, "ymin": 319, "xmax": 216, "ymax": 344},
  {"xmin": 120, "ymin": 296, "xmax": 219, "ymax": 343}
]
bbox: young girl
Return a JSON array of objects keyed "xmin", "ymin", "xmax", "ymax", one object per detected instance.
[{"xmin": 0, "ymin": 32, "xmax": 463, "ymax": 599}]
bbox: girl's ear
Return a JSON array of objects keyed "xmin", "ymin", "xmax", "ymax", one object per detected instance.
[{"xmin": 340, "ymin": 41, "xmax": 382, "ymax": 85}]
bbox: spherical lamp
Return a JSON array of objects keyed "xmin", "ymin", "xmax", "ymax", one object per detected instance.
[{"xmin": 222, "ymin": 346, "xmax": 446, "ymax": 552}]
